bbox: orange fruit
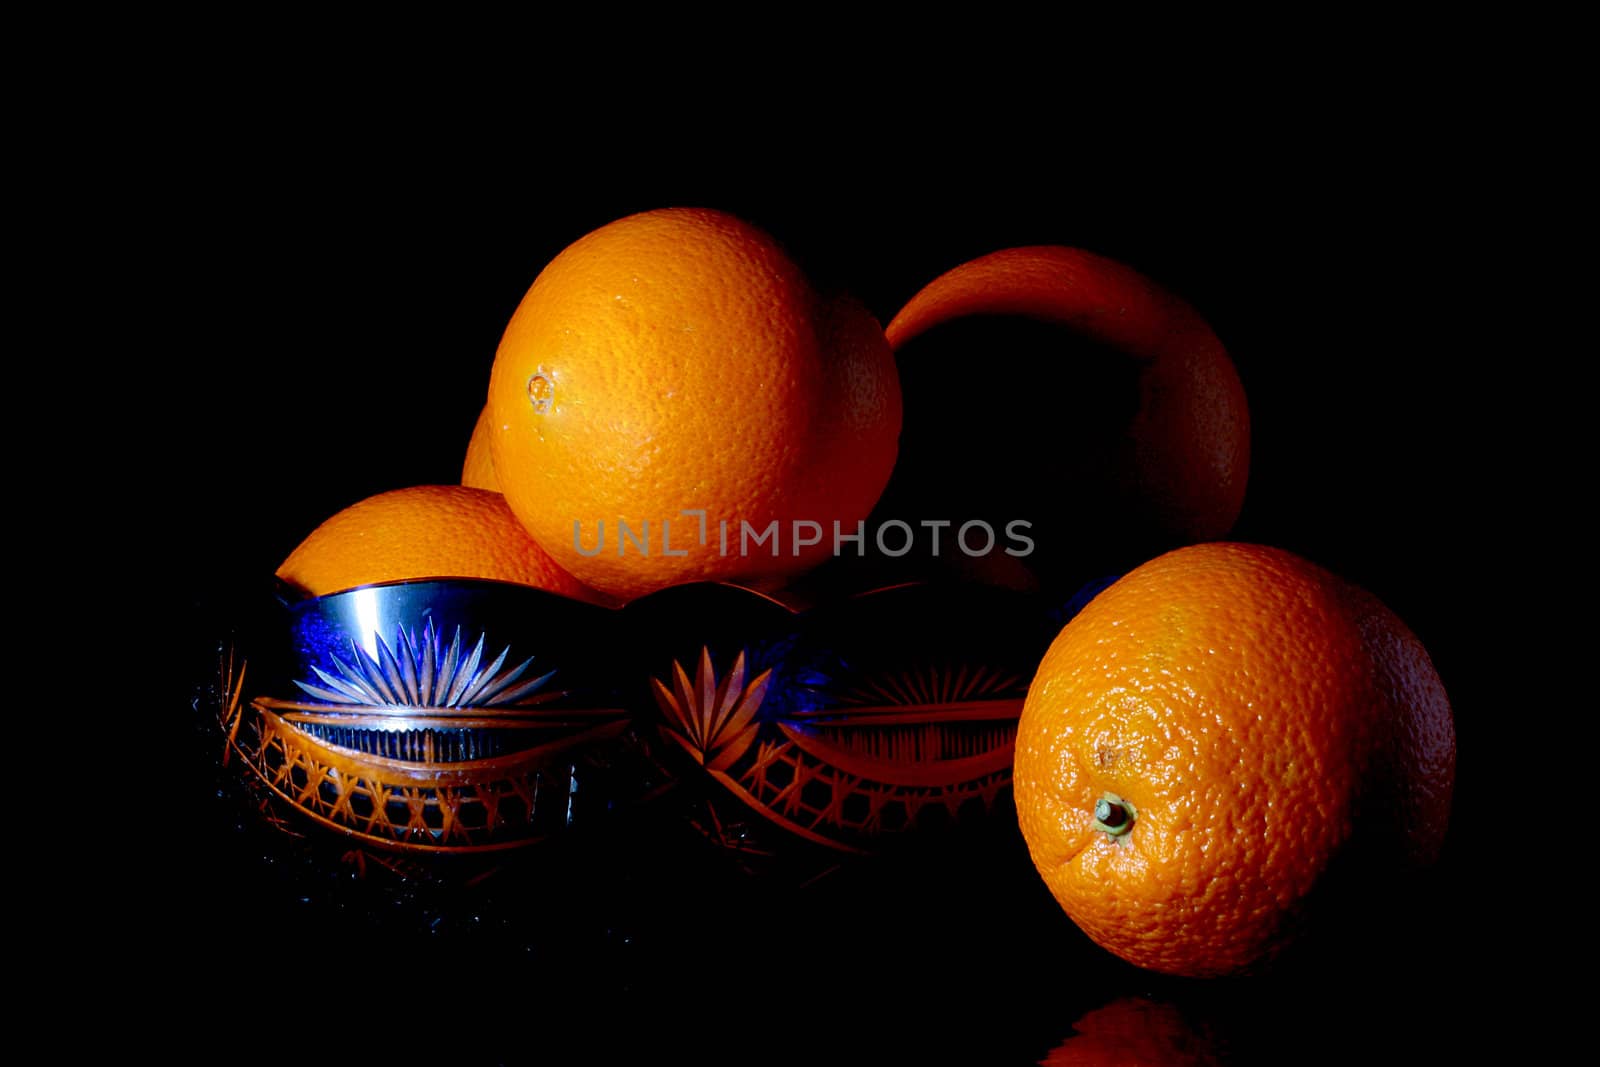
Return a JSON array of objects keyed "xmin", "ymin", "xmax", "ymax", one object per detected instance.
[
  {"xmin": 487, "ymin": 208, "xmax": 901, "ymax": 601},
  {"xmin": 886, "ymin": 246, "xmax": 1248, "ymax": 541},
  {"xmin": 461, "ymin": 405, "xmax": 500, "ymax": 491},
  {"xmin": 1013, "ymin": 542, "xmax": 1454, "ymax": 976},
  {"xmin": 276, "ymin": 485, "xmax": 599, "ymax": 602}
]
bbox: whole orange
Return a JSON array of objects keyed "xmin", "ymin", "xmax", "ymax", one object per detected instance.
[
  {"xmin": 887, "ymin": 246, "xmax": 1248, "ymax": 542},
  {"xmin": 276, "ymin": 485, "xmax": 599, "ymax": 602},
  {"xmin": 461, "ymin": 405, "xmax": 499, "ymax": 491},
  {"xmin": 487, "ymin": 208, "xmax": 901, "ymax": 600},
  {"xmin": 1013, "ymin": 542, "xmax": 1454, "ymax": 976}
]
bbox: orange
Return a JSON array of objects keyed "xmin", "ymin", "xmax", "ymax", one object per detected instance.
[
  {"xmin": 1013, "ymin": 542, "xmax": 1454, "ymax": 977},
  {"xmin": 461, "ymin": 405, "xmax": 500, "ymax": 491},
  {"xmin": 487, "ymin": 208, "xmax": 901, "ymax": 601},
  {"xmin": 276, "ymin": 485, "xmax": 599, "ymax": 602},
  {"xmin": 886, "ymin": 246, "xmax": 1248, "ymax": 541}
]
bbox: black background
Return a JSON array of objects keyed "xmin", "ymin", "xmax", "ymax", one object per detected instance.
[{"xmin": 144, "ymin": 130, "xmax": 1494, "ymax": 1061}]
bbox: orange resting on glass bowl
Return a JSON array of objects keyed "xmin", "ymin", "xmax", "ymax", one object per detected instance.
[
  {"xmin": 486, "ymin": 207, "xmax": 902, "ymax": 602},
  {"xmin": 275, "ymin": 484, "xmax": 604, "ymax": 604}
]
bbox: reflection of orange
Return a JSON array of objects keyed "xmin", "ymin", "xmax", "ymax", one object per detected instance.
[
  {"xmin": 276, "ymin": 485, "xmax": 598, "ymax": 602},
  {"xmin": 461, "ymin": 406, "xmax": 499, "ymax": 491},
  {"xmin": 488, "ymin": 208, "xmax": 901, "ymax": 600},
  {"xmin": 1040, "ymin": 997, "xmax": 1223, "ymax": 1066},
  {"xmin": 1014, "ymin": 543, "xmax": 1454, "ymax": 976},
  {"xmin": 886, "ymin": 246, "xmax": 1248, "ymax": 541}
]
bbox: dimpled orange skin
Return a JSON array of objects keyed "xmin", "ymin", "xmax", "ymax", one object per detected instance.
[
  {"xmin": 461, "ymin": 406, "xmax": 500, "ymax": 491},
  {"xmin": 886, "ymin": 246, "xmax": 1248, "ymax": 541},
  {"xmin": 1013, "ymin": 543, "xmax": 1455, "ymax": 977},
  {"xmin": 276, "ymin": 485, "xmax": 600, "ymax": 603},
  {"xmin": 487, "ymin": 208, "xmax": 902, "ymax": 601}
]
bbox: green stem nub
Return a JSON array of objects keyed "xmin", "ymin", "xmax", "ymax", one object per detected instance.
[{"xmin": 1092, "ymin": 792, "xmax": 1135, "ymax": 838}]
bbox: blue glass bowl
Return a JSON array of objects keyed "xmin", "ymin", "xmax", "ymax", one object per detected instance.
[
  {"xmin": 205, "ymin": 575, "xmax": 1110, "ymax": 878},
  {"xmin": 213, "ymin": 578, "xmax": 645, "ymax": 859}
]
